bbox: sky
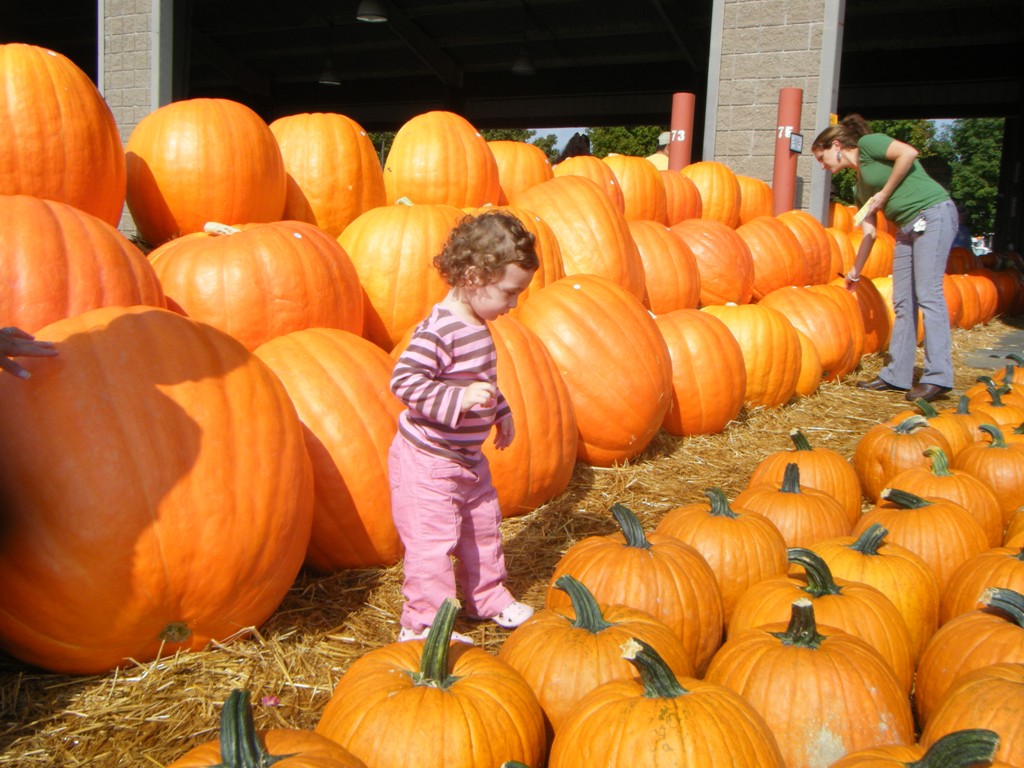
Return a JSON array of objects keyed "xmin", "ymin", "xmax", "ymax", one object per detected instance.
[{"xmin": 533, "ymin": 126, "xmax": 587, "ymax": 152}]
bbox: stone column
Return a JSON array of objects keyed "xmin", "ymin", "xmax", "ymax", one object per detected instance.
[
  {"xmin": 703, "ymin": 0, "xmax": 845, "ymax": 219},
  {"xmin": 97, "ymin": 0, "xmax": 172, "ymax": 237}
]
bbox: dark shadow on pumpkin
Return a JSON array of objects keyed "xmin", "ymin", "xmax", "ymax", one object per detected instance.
[{"xmin": 0, "ymin": 307, "xmax": 296, "ymax": 684}]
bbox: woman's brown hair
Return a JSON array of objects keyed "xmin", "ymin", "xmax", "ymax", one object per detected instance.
[{"xmin": 812, "ymin": 113, "xmax": 872, "ymax": 152}]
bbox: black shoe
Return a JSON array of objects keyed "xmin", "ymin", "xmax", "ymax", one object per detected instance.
[
  {"xmin": 856, "ymin": 376, "xmax": 904, "ymax": 392},
  {"xmin": 906, "ymin": 383, "xmax": 951, "ymax": 402}
]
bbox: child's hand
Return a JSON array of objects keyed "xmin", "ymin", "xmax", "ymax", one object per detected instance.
[
  {"xmin": 494, "ymin": 416, "xmax": 515, "ymax": 450},
  {"xmin": 461, "ymin": 381, "xmax": 496, "ymax": 411}
]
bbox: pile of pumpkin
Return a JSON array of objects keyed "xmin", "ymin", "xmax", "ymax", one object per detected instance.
[{"xmin": 3, "ymin": 41, "xmax": 1024, "ymax": 767}]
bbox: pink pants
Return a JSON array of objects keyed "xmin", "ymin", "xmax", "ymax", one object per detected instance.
[{"xmin": 388, "ymin": 435, "xmax": 514, "ymax": 632}]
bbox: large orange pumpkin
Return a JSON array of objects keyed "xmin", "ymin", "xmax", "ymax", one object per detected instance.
[
  {"xmin": 0, "ymin": 306, "xmax": 314, "ymax": 674},
  {"xmin": 488, "ymin": 140, "xmax": 554, "ymax": 203},
  {"xmin": 149, "ymin": 220, "xmax": 364, "ymax": 351},
  {"xmin": 679, "ymin": 160, "xmax": 741, "ymax": 227},
  {"xmin": 737, "ymin": 214, "xmax": 809, "ymax": 300},
  {"xmin": 0, "ymin": 194, "xmax": 165, "ymax": 333},
  {"xmin": 841, "ymin": 274, "xmax": 893, "ymax": 355},
  {"xmin": 736, "ymin": 174, "xmax": 774, "ymax": 224},
  {"xmin": 654, "ymin": 308, "xmax": 746, "ymax": 436},
  {"xmin": 602, "ymin": 154, "xmax": 668, "ymax": 224},
  {"xmin": 516, "ymin": 274, "xmax": 671, "ymax": 466},
  {"xmin": 0, "ymin": 43, "xmax": 126, "ymax": 226},
  {"xmin": 777, "ymin": 209, "xmax": 833, "ymax": 285},
  {"xmin": 670, "ymin": 218, "xmax": 755, "ymax": 306},
  {"xmin": 338, "ymin": 202, "xmax": 464, "ymax": 350},
  {"xmin": 852, "ymin": 415, "xmax": 954, "ymax": 502},
  {"xmin": 849, "ymin": 228, "xmax": 896, "ymax": 278},
  {"xmin": 483, "ymin": 315, "xmax": 578, "ymax": 517},
  {"xmin": 269, "ymin": 112, "xmax": 386, "ymax": 238},
  {"xmin": 126, "ymin": 98, "xmax": 287, "ymax": 247},
  {"xmin": 760, "ymin": 284, "xmax": 856, "ymax": 381},
  {"xmin": 512, "ymin": 175, "xmax": 646, "ymax": 300},
  {"xmin": 701, "ymin": 302, "xmax": 802, "ymax": 408},
  {"xmin": 551, "ymin": 154, "xmax": 625, "ymax": 211},
  {"xmin": 659, "ymin": 169, "xmax": 703, "ymax": 225},
  {"xmin": 628, "ymin": 220, "xmax": 701, "ymax": 313},
  {"xmin": 254, "ymin": 328, "xmax": 404, "ymax": 571},
  {"xmin": 383, "ymin": 110, "xmax": 500, "ymax": 207}
]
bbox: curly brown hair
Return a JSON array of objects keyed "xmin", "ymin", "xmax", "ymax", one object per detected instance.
[
  {"xmin": 811, "ymin": 113, "xmax": 873, "ymax": 152},
  {"xmin": 434, "ymin": 210, "xmax": 539, "ymax": 287}
]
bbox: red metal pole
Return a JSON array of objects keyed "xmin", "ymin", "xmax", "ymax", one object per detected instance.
[
  {"xmin": 772, "ymin": 87, "xmax": 803, "ymax": 214},
  {"xmin": 668, "ymin": 92, "xmax": 695, "ymax": 170}
]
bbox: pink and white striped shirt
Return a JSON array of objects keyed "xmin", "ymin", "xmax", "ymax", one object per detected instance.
[{"xmin": 391, "ymin": 305, "xmax": 510, "ymax": 465}]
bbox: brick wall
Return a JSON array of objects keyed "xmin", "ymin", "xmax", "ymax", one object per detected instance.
[{"xmin": 706, "ymin": 0, "xmax": 843, "ymax": 214}]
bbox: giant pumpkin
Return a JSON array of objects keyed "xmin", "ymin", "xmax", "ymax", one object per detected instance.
[
  {"xmin": 0, "ymin": 194, "xmax": 165, "ymax": 333},
  {"xmin": 0, "ymin": 306, "xmax": 314, "ymax": 674},
  {"xmin": 670, "ymin": 218, "xmax": 755, "ymax": 306},
  {"xmin": 516, "ymin": 274, "xmax": 671, "ymax": 466},
  {"xmin": 149, "ymin": 220, "xmax": 364, "ymax": 351},
  {"xmin": 602, "ymin": 154, "xmax": 668, "ymax": 224},
  {"xmin": 383, "ymin": 110, "xmax": 500, "ymax": 207},
  {"xmin": 269, "ymin": 112, "xmax": 386, "ymax": 237},
  {"xmin": 0, "ymin": 43, "xmax": 126, "ymax": 226},
  {"xmin": 254, "ymin": 328, "xmax": 404, "ymax": 571},
  {"xmin": 126, "ymin": 98, "xmax": 287, "ymax": 247},
  {"xmin": 679, "ymin": 160, "xmax": 741, "ymax": 227},
  {"xmin": 487, "ymin": 140, "xmax": 554, "ymax": 203}
]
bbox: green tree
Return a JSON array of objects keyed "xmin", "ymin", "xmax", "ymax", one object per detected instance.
[
  {"xmin": 586, "ymin": 125, "xmax": 666, "ymax": 158},
  {"xmin": 368, "ymin": 131, "xmax": 396, "ymax": 166},
  {"xmin": 531, "ymin": 133, "xmax": 559, "ymax": 162},
  {"xmin": 939, "ymin": 118, "xmax": 1004, "ymax": 236}
]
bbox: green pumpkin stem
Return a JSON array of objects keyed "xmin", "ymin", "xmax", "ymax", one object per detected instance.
[
  {"xmin": 914, "ymin": 398, "xmax": 940, "ymax": 417},
  {"xmin": 770, "ymin": 598, "xmax": 826, "ymax": 649},
  {"xmin": 956, "ymin": 394, "xmax": 972, "ymax": 415},
  {"xmin": 978, "ymin": 423, "xmax": 1009, "ymax": 448},
  {"xmin": 218, "ymin": 689, "xmax": 291, "ymax": 767},
  {"xmin": 412, "ymin": 598, "xmax": 462, "ymax": 690},
  {"xmin": 788, "ymin": 428, "xmax": 814, "ymax": 451},
  {"xmin": 984, "ymin": 381, "xmax": 1008, "ymax": 407},
  {"xmin": 848, "ymin": 523, "xmax": 890, "ymax": 556},
  {"xmin": 500, "ymin": 763, "xmax": 532, "ymax": 768},
  {"xmin": 621, "ymin": 638, "xmax": 688, "ymax": 698},
  {"xmin": 704, "ymin": 487, "xmax": 738, "ymax": 518},
  {"xmin": 779, "ymin": 462, "xmax": 803, "ymax": 493},
  {"xmin": 894, "ymin": 414, "xmax": 929, "ymax": 433},
  {"xmin": 923, "ymin": 445, "xmax": 954, "ymax": 477},
  {"xmin": 611, "ymin": 503, "xmax": 651, "ymax": 550},
  {"xmin": 981, "ymin": 587, "xmax": 1024, "ymax": 628},
  {"xmin": 879, "ymin": 487, "xmax": 931, "ymax": 509},
  {"xmin": 906, "ymin": 728, "xmax": 999, "ymax": 768},
  {"xmin": 555, "ymin": 574, "xmax": 613, "ymax": 633},
  {"xmin": 787, "ymin": 547, "xmax": 841, "ymax": 597}
]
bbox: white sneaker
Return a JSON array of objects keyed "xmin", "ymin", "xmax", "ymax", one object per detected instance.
[
  {"xmin": 397, "ymin": 626, "xmax": 475, "ymax": 645},
  {"xmin": 491, "ymin": 601, "xmax": 534, "ymax": 629}
]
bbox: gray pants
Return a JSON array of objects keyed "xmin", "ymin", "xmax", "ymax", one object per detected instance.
[{"xmin": 878, "ymin": 199, "xmax": 957, "ymax": 389}]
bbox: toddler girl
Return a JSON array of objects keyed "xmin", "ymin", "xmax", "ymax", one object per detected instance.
[{"xmin": 389, "ymin": 210, "xmax": 540, "ymax": 643}]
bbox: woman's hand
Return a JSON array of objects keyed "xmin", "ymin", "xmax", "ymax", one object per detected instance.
[{"xmin": 1, "ymin": 326, "xmax": 57, "ymax": 379}]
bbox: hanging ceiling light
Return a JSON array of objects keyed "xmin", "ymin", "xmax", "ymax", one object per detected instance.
[
  {"xmin": 511, "ymin": 47, "xmax": 535, "ymax": 76},
  {"xmin": 356, "ymin": 0, "xmax": 388, "ymax": 22},
  {"xmin": 318, "ymin": 57, "xmax": 341, "ymax": 86}
]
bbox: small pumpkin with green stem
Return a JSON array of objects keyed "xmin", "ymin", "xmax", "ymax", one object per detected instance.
[
  {"xmin": 940, "ymin": 545, "xmax": 1024, "ymax": 625},
  {"xmin": 808, "ymin": 523, "xmax": 939, "ymax": 660},
  {"xmin": 166, "ymin": 689, "xmax": 367, "ymax": 767},
  {"xmin": 315, "ymin": 599, "xmax": 545, "ymax": 768},
  {"xmin": 548, "ymin": 637, "xmax": 785, "ymax": 767},
  {"xmin": 727, "ymin": 547, "xmax": 915, "ymax": 692},
  {"xmin": 914, "ymin": 587, "xmax": 1024, "ymax": 728},
  {"xmin": 952, "ymin": 423, "xmax": 1024, "ymax": 527},
  {"xmin": 544, "ymin": 502, "xmax": 724, "ymax": 674},
  {"xmin": 498, "ymin": 574, "xmax": 692, "ymax": 744},
  {"xmin": 705, "ymin": 598, "xmax": 914, "ymax": 768},
  {"xmin": 853, "ymin": 414, "xmax": 953, "ymax": 503},
  {"xmin": 827, "ymin": 728, "xmax": 1002, "ymax": 768}
]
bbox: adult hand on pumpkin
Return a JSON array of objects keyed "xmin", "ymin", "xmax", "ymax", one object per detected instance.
[
  {"xmin": 0, "ymin": 326, "xmax": 57, "ymax": 379},
  {"xmin": 493, "ymin": 415, "xmax": 515, "ymax": 450}
]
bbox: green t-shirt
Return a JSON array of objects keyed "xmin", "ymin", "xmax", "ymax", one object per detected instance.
[{"xmin": 856, "ymin": 133, "xmax": 949, "ymax": 226}]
